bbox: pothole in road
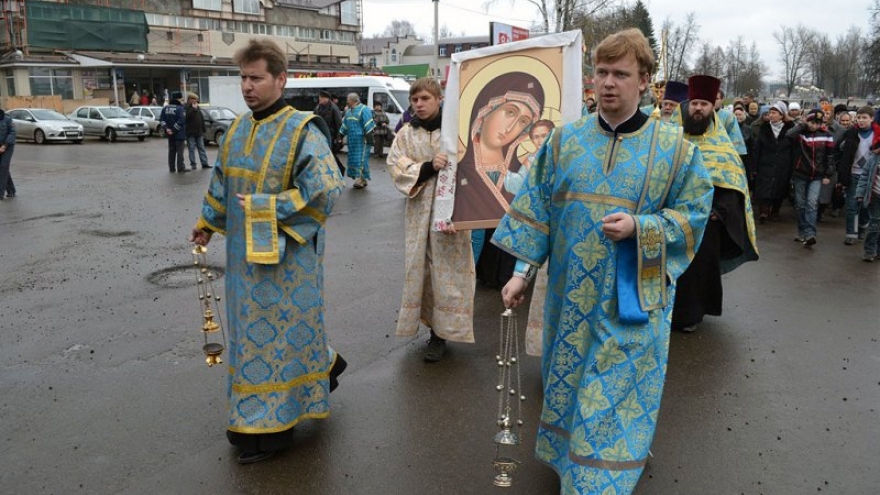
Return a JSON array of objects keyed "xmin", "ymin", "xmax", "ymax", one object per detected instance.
[
  {"xmin": 83, "ymin": 229, "xmax": 137, "ymax": 238},
  {"xmin": 147, "ymin": 265, "xmax": 225, "ymax": 289}
]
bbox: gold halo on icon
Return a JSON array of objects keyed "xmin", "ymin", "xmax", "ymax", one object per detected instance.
[{"xmin": 457, "ymin": 55, "xmax": 562, "ymax": 153}]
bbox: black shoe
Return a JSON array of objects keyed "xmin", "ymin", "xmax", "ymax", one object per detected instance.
[
  {"xmin": 202, "ymin": 165, "xmax": 213, "ymax": 169},
  {"xmin": 191, "ymin": 166, "xmax": 197, "ymax": 170},
  {"xmin": 424, "ymin": 333, "xmax": 447, "ymax": 362},
  {"xmin": 6, "ymin": 193, "xmax": 14, "ymax": 198},
  {"xmin": 328, "ymin": 354, "xmax": 348, "ymax": 393},
  {"xmin": 237, "ymin": 450, "xmax": 275, "ymax": 465},
  {"xmin": 803, "ymin": 237, "xmax": 816, "ymax": 247},
  {"xmin": 178, "ymin": 169, "xmax": 190, "ymax": 173}
]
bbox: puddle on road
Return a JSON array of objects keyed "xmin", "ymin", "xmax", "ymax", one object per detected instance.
[{"xmin": 147, "ymin": 265, "xmax": 224, "ymax": 289}]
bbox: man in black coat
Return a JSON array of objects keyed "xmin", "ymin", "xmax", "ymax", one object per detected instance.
[
  {"xmin": 314, "ymin": 90, "xmax": 344, "ymax": 175},
  {"xmin": 185, "ymin": 93, "xmax": 211, "ymax": 170}
]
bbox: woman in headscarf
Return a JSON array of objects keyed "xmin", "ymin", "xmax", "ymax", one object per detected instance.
[
  {"xmin": 752, "ymin": 101, "xmax": 795, "ymax": 223},
  {"xmin": 452, "ymin": 72, "xmax": 545, "ymax": 286}
]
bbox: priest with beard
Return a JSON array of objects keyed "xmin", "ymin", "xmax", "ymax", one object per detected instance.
[{"xmin": 670, "ymin": 75, "xmax": 759, "ymax": 332}]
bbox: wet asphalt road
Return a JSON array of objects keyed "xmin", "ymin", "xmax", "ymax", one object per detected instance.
[{"xmin": 0, "ymin": 136, "xmax": 877, "ymax": 495}]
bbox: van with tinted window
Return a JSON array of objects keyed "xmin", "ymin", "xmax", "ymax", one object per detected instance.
[{"xmin": 283, "ymin": 76, "xmax": 411, "ymax": 130}]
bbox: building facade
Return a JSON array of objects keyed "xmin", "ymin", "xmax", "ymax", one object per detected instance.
[{"xmin": 0, "ymin": 0, "xmax": 365, "ymax": 105}]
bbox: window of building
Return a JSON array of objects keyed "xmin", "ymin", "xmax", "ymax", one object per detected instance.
[
  {"xmin": 227, "ymin": 21, "xmax": 249, "ymax": 33},
  {"xmin": 233, "ymin": 0, "xmax": 260, "ymax": 15},
  {"xmin": 299, "ymin": 27, "xmax": 315, "ymax": 39},
  {"xmin": 188, "ymin": 68, "xmax": 212, "ymax": 103},
  {"xmin": 439, "ymin": 45, "xmax": 446, "ymax": 56},
  {"xmin": 6, "ymin": 69, "xmax": 15, "ymax": 97},
  {"xmin": 340, "ymin": 1, "xmax": 358, "ymax": 26},
  {"xmin": 339, "ymin": 31, "xmax": 355, "ymax": 43},
  {"xmin": 454, "ymin": 44, "xmax": 463, "ymax": 53},
  {"xmin": 193, "ymin": 0, "xmax": 222, "ymax": 11},
  {"xmin": 145, "ymin": 13, "xmax": 163, "ymax": 26},
  {"xmin": 391, "ymin": 48, "xmax": 397, "ymax": 62},
  {"xmin": 29, "ymin": 67, "xmax": 73, "ymax": 99},
  {"xmin": 198, "ymin": 18, "xmax": 221, "ymax": 30},
  {"xmin": 81, "ymin": 69, "xmax": 112, "ymax": 91},
  {"xmin": 320, "ymin": 30, "xmax": 332, "ymax": 41}
]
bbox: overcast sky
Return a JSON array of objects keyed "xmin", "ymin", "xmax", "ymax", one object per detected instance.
[{"xmin": 362, "ymin": 0, "xmax": 874, "ymax": 81}]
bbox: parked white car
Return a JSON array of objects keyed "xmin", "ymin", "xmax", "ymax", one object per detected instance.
[
  {"xmin": 7, "ymin": 108, "xmax": 84, "ymax": 144},
  {"xmin": 128, "ymin": 106, "xmax": 165, "ymax": 135},
  {"xmin": 67, "ymin": 106, "xmax": 149, "ymax": 142}
]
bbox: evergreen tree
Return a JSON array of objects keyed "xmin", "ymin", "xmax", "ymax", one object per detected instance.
[{"xmin": 630, "ymin": 1, "xmax": 657, "ymax": 58}]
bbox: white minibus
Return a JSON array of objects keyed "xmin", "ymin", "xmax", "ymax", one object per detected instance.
[{"xmin": 283, "ymin": 76, "xmax": 411, "ymax": 130}]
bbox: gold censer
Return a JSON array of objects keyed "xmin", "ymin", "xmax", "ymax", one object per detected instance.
[{"xmin": 191, "ymin": 245, "xmax": 226, "ymax": 367}]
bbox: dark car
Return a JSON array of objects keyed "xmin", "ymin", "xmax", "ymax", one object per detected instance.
[{"xmin": 199, "ymin": 106, "xmax": 237, "ymax": 145}]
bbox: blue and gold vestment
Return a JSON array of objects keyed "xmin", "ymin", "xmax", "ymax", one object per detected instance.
[
  {"xmin": 492, "ymin": 115, "xmax": 713, "ymax": 494},
  {"xmin": 197, "ymin": 105, "xmax": 344, "ymax": 434},
  {"xmin": 340, "ymin": 103, "xmax": 376, "ymax": 180}
]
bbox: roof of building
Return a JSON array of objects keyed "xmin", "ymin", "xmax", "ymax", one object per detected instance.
[{"xmin": 359, "ymin": 35, "xmax": 422, "ymax": 55}]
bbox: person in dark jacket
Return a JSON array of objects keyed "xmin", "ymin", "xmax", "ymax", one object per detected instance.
[
  {"xmin": 160, "ymin": 91, "xmax": 187, "ymax": 173},
  {"xmin": 185, "ymin": 93, "xmax": 211, "ymax": 170},
  {"xmin": 835, "ymin": 106, "xmax": 880, "ymax": 243},
  {"xmin": 786, "ymin": 108, "xmax": 835, "ymax": 246},
  {"xmin": 313, "ymin": 90, "xmax": 344, "ymax": 175},
  {"xmin": 734, "ymin": 103, "xmax": 756, "ymax": 192},
  {"xmin": 0, "ymin": 108, "xmax": 16, "ymax": 200},
  {"xmin": 394, "ymin": 104, "xmax": 415, "ymax": 133},
  {"xmin": 752, "ymin": 101, "xmax": 794, "ymax": 222}
]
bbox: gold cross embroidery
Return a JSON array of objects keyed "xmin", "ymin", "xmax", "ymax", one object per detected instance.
[{"xmin": 639, "ymin": 227, "xmax": 662, "ymax": 257}]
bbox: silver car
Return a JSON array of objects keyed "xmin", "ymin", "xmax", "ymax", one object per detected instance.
[
  {"xmin": 128, "ymin": 106, "xmax": 164, "ymax": 135},
  {"xmin": 7, "ymin": 108, "xmax": 84, "ymax": 144},
  {"xmin": 67, "ymin": 106, "xmax": 149, "ymax": 142}
]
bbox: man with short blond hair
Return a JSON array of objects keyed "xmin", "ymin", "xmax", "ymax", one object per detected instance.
[
  {"xmin": 189, "ymin": 38, "xmax": 346, "ymax": 465},
  {"xmin": 495, "ymin": 28, "xmax": 713, "ymax": 495}
]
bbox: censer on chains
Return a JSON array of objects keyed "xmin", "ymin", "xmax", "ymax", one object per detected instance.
[
  {"xmin": 191, "ymin": 245, "xmax": 226, "ymax": 367},
  {"xmin": 492, "ymin": 308, "xmax": 524, "ymax": 487}
]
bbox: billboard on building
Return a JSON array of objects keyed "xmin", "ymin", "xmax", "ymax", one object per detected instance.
[{"xmin": 489, "ymin": 22, "xmax": 530, "ymax": 46}]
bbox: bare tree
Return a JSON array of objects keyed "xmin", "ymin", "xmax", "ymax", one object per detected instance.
[
  {"xmin": 723, "ymin": 37, "xmax": 746, "ymax": 95},
  {"xmin": 483, "ymin": 0, "xmax": 615, "ymax": 34},
  {"xmin": 662, "ymin": 13, "xmax": 699, "ymax": 82},
  {"xmin": 381, "ymin": 20, "xmax": 418, "ymax": 38},
  {"xmin": 774, "ymin": 25, "xmax": 816, "ymax": 97},
  {"xmin": 834, "ymin": 27, "xmax": 863, "ymax": 97},
  {"xmin": 739, "ymin": 41, "xmax": 766, "ymax": 97},
  {"xmin": 807, "ymin": 32, "xmax": 833, "ymax": 92}
]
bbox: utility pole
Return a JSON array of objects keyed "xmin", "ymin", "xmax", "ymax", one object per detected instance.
[{"xmin": 433, "ymin": 0, "xmax": 439, "ymax": 82}]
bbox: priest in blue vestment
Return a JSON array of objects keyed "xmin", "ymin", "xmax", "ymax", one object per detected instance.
[
  {"xmin": 494, "ymin": 29, "xmax": 714, "ymax": 495},
  {"xmin": 190, "ymin": 39, "xmax": 346, "ymax": 465}
]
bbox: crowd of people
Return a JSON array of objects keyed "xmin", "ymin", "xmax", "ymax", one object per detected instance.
[
  {"xmin": 184, "ymin": 29, "xmax": 878, "ymax": 495},
  {"xmin": 610, "ymin": 75, "xmax": 880, "ymax": 263}
]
